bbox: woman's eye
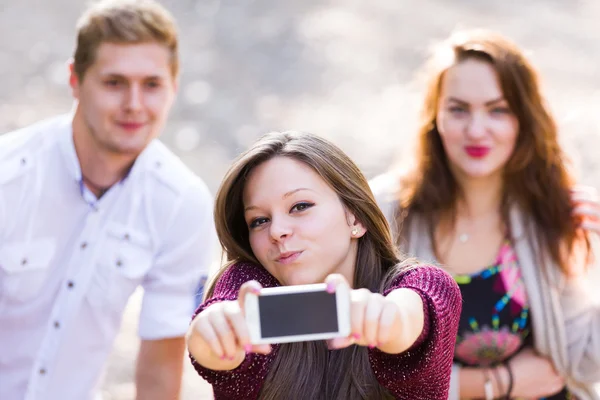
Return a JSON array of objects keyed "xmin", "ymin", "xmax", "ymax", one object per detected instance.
[
  {"xmin": 491, "ymin": 107, "xmax": 511, "ymax": 114},
  {"xmin": 449, "ymin": 106, "xmax": 467, "ymax": 114},
  {"xmin": 290, "ymin": 202, "xmax": 314, "ymax": 213},
  {"xmin": 249, "ymin": 217, "xmax": 269, "ymax": 229}
]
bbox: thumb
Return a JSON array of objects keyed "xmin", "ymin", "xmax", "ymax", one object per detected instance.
[{"xmin": 238, "ymin": 280, "xmax": 263, "ymax": 315}]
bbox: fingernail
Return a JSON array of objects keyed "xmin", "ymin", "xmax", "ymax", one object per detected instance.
[
  {"xmin": 251, "ymin": 287, "xmax": 261, "ymax": 295},
  {"xmin": 326, "ymin": 283, "xmax": 335, "ymax": 293},
  {"xmin": 244, "ymin": 344, "xmax": 252, "ymax": 353},
  {"xmin": 229, "ymin": 356, "xmax": 235, "ymax": 361},
  {"xmin": 352, "ymin": 333, "xmax": 361, "ymax": 340},
  {"xmin": 220, "ymin": 355, "xmax": 226, "ymax": 360},
  {"xmin": 368, "ymin": 344, "xmax": 375, "ymax": 349}
]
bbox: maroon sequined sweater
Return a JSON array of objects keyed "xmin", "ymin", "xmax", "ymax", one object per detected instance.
[{"xmin": 190, "ymin": 263, "xmax": 461, "ymax": 399}]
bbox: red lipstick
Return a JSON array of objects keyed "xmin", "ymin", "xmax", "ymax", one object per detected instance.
[{"xmin": 464, "ymin": 146, "xmax": 490, "ymax": 158}]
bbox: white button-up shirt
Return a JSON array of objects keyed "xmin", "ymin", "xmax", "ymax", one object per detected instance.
[{"xmin": 0, "ymin": 115, "xmax": 217, "ymax": 400}]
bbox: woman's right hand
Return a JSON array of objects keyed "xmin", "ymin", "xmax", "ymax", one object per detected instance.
[
  {"xmin": 508, "ymin": 348, "xmax": 565, "ymax": 399},
  {"xmin": 187, "ymin": 280, "xmax": 271, "ymax": 370}
]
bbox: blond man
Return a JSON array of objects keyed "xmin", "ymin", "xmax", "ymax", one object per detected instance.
[{"xmin": 0, "ymin": 1, "xmax": 216, "ymax": 399}]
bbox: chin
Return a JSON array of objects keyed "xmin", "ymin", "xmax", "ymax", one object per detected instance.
[
  {"xmin": 460, "ymin": 164, "xmax": 503, "ymax": 180},
  {"xmin": 278, "ymin": 272, "xmax": 323, "ymax": 287},
  {"xmin": 111, "ymin": 139, "xmax": 151, "ymax": 156}
]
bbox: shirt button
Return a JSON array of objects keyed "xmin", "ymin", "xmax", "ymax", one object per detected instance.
[
  {"xmin": 67, "ymin": 281, "xmax": 74, "ymax": 289},
  {"xmin": 123, "ymin": 233, "xmax": 130, "ymax": 241},
  {"xmin": 116, "ymin": 259, "xmax": 123, "ymax": 267},
  {"xmin": 80, "ymin": 242, "xmax": 88, "ymax": 249},
  {"xmin": 54, "ymin": 321, "xmax": 60, "ymax": 328},
  {"xmin": 21, "ymin": 158, "xmax": 27, "ymax": 166},
  {"xmin": 21, "ymin": 258, "xmax": 28, "ymax": 266},
  {"xmin": 155, "ymin": 161, "xmax": 162, "ymax": 168},
  {"xmin": 39, "ymin": 368, "xmax": 46, "ymax": 375}
]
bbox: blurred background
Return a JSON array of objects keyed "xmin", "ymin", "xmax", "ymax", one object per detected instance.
[{"xmin": 1, "ymin": 0, "xmax": 599, "ymax": 398}]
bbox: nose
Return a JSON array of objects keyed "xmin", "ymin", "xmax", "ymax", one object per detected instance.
[
  {"xmin": 465, "ymin": 112, "xmax": 487, "ymax": 139},
  {"xmin": 124, "ymin": 84, "xmax": 143, "ymax": 113},
  {"xmin": 269, "ymin": 216, "xmax": 292, "ymax": 243}
]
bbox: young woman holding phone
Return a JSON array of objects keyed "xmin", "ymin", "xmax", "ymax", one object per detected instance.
[{"xmin": 186, "ymin": 131, "xmax": 462, "ymax": 399}]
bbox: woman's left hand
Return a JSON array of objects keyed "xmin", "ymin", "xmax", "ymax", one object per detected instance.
[
  {"xmin": 324, "ymin": 274, "xmax": 408, "ymax": 352},
  {"xmin": 572, "ymin": 185, "xmax": 600, "ymax": 235}
]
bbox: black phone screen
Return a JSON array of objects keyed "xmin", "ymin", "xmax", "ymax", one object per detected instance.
[{"xmin": 258, "ymin": 290, "xmax": 339, "ymax": 338}]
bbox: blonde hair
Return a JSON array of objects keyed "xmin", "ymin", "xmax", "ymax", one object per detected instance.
[{"xmin": 73, "ymin": 0, "xmax": 179, "ymax": 79}]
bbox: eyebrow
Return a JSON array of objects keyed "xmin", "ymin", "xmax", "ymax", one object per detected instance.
[
  {"xmin": 447, "ymin": 96, "xmax": 507, "ymax": 106},
  {"xmin": 244, "ymin": 188, "xmax": 314, "ymax": 212},
  {"xmin": 100, "ymin": 73, "xmax": 165, "ymax": 81}
]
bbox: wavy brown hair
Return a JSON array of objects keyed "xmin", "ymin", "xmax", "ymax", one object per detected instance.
[
  {"xmin": 395, "ymin": 29, "xmax": 591, "ymax": 275},
  {"xmin": 207, "ymin": 131, "xmax": 414, "ymax": 399}
]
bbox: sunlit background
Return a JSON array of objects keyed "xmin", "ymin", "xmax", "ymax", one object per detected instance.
[{"xmin": 2, "ymin": 0, "xmax": 599, "ymax": 398}]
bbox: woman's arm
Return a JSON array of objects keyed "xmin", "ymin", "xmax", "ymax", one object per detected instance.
[
  {"xmin": 369, "ymin": 265, "xmax": 462, "ymax": 399},
  {"xmin": 558, "ymin": 264, "xmax": 600, "ymax": 382},
  {"xmin": 565, "ymin": 187, "xmax": 600, "ymax": 381},
  {"xmin": 187, "ymin": 262, "xmax": 279, "ymax": 400},
  {"xmin": 377, "ymin": 287, "xmax": 424, "ymax": 355}
]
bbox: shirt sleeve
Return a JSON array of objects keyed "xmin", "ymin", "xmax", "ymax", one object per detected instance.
[
  {"xmin": 369, "ymin": 265, "xmax": 462, "ymax": 399},
  {"xmin": 189, "ymin": 262, "xmax": 280, "ymax": 400},
  {"xmin": 138, "ymin": 180, "xmax": 218, "ymax": 340}
]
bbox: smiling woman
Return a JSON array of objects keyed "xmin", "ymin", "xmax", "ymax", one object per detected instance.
[
  {"xmin": 370, "ymin": 29, "xmax": 600, "ymax": 400},
  {"xmin": 186, "ymin": 131, "xmax": 462, "ymax": 400}
]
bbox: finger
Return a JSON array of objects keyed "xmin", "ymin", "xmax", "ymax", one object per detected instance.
[
  {"xmin": 573, "ymin": 204, "xmax": 600, "ymax": 221},
  {"xmin": 238, "ymin": 280, "xmax": 262, "ymax": 314},
  {"xmin": 222, "ymin": 301, "xmax": 252, "ymax": 353},
  {"xmin": 363, "ymin": 293, "xmax": 385, "ymax": 348},
  {"xmin": 193, "ymin": 315, "xmax": 225, "ymax": 359},
  {"xmin": 571, "ymin": 187, "xmax": 599, "ymax": 204},
  {"xmin": 208, "ymin": 307, "xmax": 238, "ymax": 360},
  {"xmin": 327, "ymin": 335, "xmax": 355, "ymax": 350},
  {"xmin": 581, "ymin": 220, "xmax": 600, "ymax": 234},
  {"xmin": 571, "ymin": 184, "xmax": 598, "ymax": 193},
  {"xmin": 377, "ymin": 300, "xmax": 400, "ymax": 347},
  {"xmin": 349, "ymin": 288, "xmax": 371, "ymax": 345},
  {"xmin": 324, "ymin": 273, "xmax": 350, "ymax": 293},
  {"xmin": 250, "ymin": 344, "xmax": 272, "ymax": 355}
]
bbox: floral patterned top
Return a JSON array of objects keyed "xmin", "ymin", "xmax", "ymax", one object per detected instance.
[{"xmin": 453, "ymin": 240, "xmax": 574, "ymax": 400}]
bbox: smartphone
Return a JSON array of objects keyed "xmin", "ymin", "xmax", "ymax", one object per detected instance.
[{"xmin": 244, "ymin": 283, "xmax": 351, "ymax": 345}]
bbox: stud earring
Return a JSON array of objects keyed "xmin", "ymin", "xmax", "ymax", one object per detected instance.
[{"xmin": 351, "ymin": 228, "xmax": 359, "ymax": 236}]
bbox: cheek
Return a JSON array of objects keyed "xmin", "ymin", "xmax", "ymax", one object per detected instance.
[
  {"xmin": 249, "ymin": 232, "xmax": 268, "ymax": 262},
  {"xmin": 83, "ymin": 90, "xmax": 121, "ymax": 115},
  {"xmin": 145, "ymin": 92, "xmax": 173, "ymax": 115},
  {"xmin": 437, "ymin": 113, "xmax": 464, "ymax": 145},
  {"xmin": 493, "ymin": 118, "xmax": 519, "ymax": 153}
]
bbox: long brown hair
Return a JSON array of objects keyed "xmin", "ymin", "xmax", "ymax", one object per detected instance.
[
  {"xmin": 396, "ymin": 29, "xmax": 591, "ymax": 275},
  {"xmin": 208, "ymin": 131, "xmax": 411, "ymax": 399}
]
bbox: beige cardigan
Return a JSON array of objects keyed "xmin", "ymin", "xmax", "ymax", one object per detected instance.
[{"xmin": 371, "ymin": 174, "xmax": 600, "ymax": 400}]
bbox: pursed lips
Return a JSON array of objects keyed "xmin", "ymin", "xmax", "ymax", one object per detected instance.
[{"xmin": 275, "ymin": 250, "xmax": 303, "ymax": 264}]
